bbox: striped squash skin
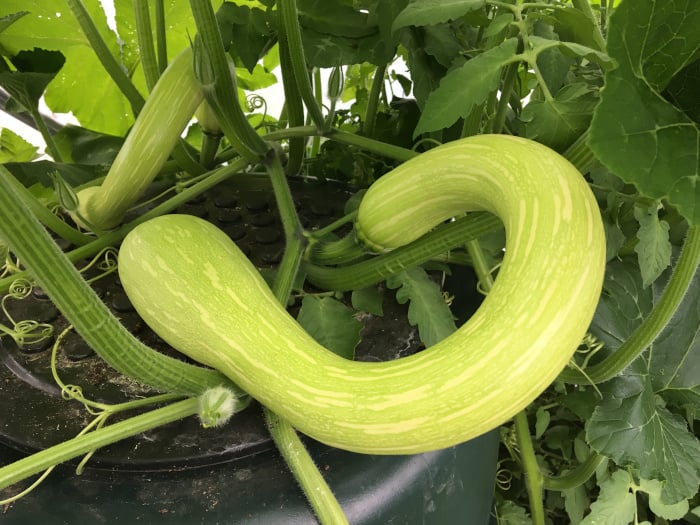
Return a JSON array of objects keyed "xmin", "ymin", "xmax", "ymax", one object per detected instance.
[{"xmin": 118, "ymin": 135, "xmax": 605, "ymax": 454}]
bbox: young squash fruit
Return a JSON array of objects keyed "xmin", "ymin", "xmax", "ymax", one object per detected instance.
[{"xmin": 118, "ymin": 135, "xmax": 606, "ymax": 454}]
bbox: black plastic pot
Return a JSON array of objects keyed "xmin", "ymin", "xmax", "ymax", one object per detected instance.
[{"xmin": 0, "ymin": 177, "xmax": 499, "ymax": 524}]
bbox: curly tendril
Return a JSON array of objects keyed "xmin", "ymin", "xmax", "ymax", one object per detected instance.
[
  {"xmin": 0, "ymin": 279, "xmax": 54, "ymax": 346},
  {"xmin": 79, "ymin": 247, "xmax": 119, "ymax": 283}
]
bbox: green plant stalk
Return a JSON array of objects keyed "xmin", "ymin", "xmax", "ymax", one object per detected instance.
[
  {"xmin": 514, "ymin": 412, "xmax": 546, "ymax": 525},
  {"xmin": 189, "ymin": 0, "xmax": 268, "ymax": 160},
  {"xmin": 278, "ymin": 0, "xmax": 325, "ymax": 129},
  {"xmin": 0, "ymin": 157, "xmax": 251, "ymax": 295},
  {"xmin": 27, "ymin": 105, "xmax": 63, "ymax": 162},
  {"xmin": 278, "ymin": 18, "xmax": 306, "ymax": 175},
  {"xmin": 543, "ymin": 453, "xmax": 604, "ymax": 491},
  {"xmin": 4, "ymin": 175, "xmax": 92, "ymax": 246},
  {"xmin": 75, "ymin": 46, "xmax": 205, "ymax": 230},
  {"xmin": 306, "ymin": 230, "xmax": 365, "ymax": 266},
  {"xmin": 490, "ymin": 61, "xmax": 520, "ymax": 135},
  {"xmin": 362, "ymin": 63, "xmax": 387, "ymax": 138},
  {"xmin": 328, "ymin": 129, "xmax": 418, "ymax": 162},
  {"xmin": 0, "ymin": 398, "xmax": 199, "ymax": 491},
  {"xmin": 560, "ymin": 225, "xmax": 700, "ymax": 384},
  {"xmin": 310, "ymin": 69, "xmax": 323, "ymax": 156},
  {"xmin": 66, "ymin": 0, "xmax": 145, "ymax": 115},
  {"xmin": 264, "ymin": 410, "xmax": 349, "ymax": 525},
  {"xmin": 265, "ymin": 150, "xmax": 306, "ymax": 296},
  {"xmin": 133, "ymin": 0, "xmax": 161, "ymax": 91},
  {"xmin": 263, "ymin": 152, "xmax": 348, "ymax": 525},
  {"xmin": 0, "ymin": 165, "xmax": 244, "ymax": 396},
  {"xmin": 305, "ymin": 213, "xmax": 503, "ymax": 291},
  {"xmin": 154, "ymin": 0, "xmax": 168, "ymax": 72}
]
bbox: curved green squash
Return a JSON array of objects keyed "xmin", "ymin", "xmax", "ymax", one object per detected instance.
[{"xmin": 118, "ymin": 135, "xmax": 606, "ymax": 454}]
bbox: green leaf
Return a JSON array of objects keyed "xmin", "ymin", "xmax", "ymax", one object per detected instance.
[
  {"xmin": 0, "ymin": 48, "xmax": 65, "ymax": 113},
  {"xmin": 216, "ymin": 3, "xmax": 275, "ymax": 72},
  {"xmin": 585, "ymin": 257, "xmax": 700, "ymax": 502},
  {"xmin": 588, "ymin": 0, "xmax": 700, "ymax": 225},
  {"xmin": 633, "ymin": 204, "xmax": 671, "ymax": 287},
  {"xmin": 520, "ymin": 83, "xmax": 598, "ymax": 152},
  {"xmin": 351, "ymin": 286, "xmax": 384, "ymax": 316},
  {"xmin": 0, "ymin": 11, "xmax": 28, "ymax": 37},
  {"xmin": 534, "ymin": 406, "xmax": 550, "ymax": 439},
  {"xmin": 296, "ymin": 295, "xmax": 362, "ymax": 359},
  {"xmin": 386, "ymin": 266, "xmax": 456, "ymax": 347},
  {"xmin": 0, "ymin": 1, "xmax": 136, "ymax": 135},
  {"xmin": 638, "ymin": 478, "xmax": 690, "ymax": 520},
  {"xmin": 495, "ymin": 499, "xmax": 533, "ymax": 525},
  {"xmin": 413, "ymin": 37, "xmax": 518, "ymax": 137},
  {"xmin": 587, "ymin": 367, "xmax": 700, "ymax": 504},
  {"xmin": 563, "ymin": 483, "xmax": 589, "ymax": 525},
  {"xmin": 392, "ymin": 0, "xmax": 486, "ymax": 32},
  {"xmin": 580, "ymin": 470, "xmax": 636, "ymax": 525},
  {"xmin": 0, "ymin": 127, "xmax": 38, "ymax": 162}
]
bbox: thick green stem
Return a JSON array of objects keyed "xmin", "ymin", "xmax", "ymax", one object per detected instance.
[
  {"xmin": 189, "ymin": 0, "xmax": 268, "ymax": 160},
  {"xmin": 363, "ymin": 63, "xmax": 387, "ymax": 138},
  {"xmin": 133, "ymin": 0, "xmax": 161, "ymax": 91},
  {"xmin": 491, "ymin": 61, "xmax": 520, "ymax": 134},
  {"xmin": 543, "ymin": 453, "xmax": 604, "ymax": 491},
  {"xmin": 154, "ymin": 0, "xmax": 168, "ymax": 72},
  {"xmin": 278, "ymin": 16, "xmax": 307, "ymax": 175},
  {"xmin": 4, "ymin": 175, "xmax": 92, "ymax": 246},
  {"xmin": 264, "ymin": 411, "xmax": 349, "ymax": 525},
  {"xmin": 0, "ymin": 165, "xmax": 245, "ymax": 397},
  {"xmin": 28, "ymin": 106, "xmax": 63, "ymax": 162},
  {"xmin": 514, "ymin": 412, "xmax": 546, "ymax": 525},
  {"xmin": 305, "ymin": 213, "xmax": 502, "ymax": 291},
  {"xmin": 0, "ymin": 398, "xmax": 199, "ymax": 491},
  {"xmin": 263, "ymin": 152, "xmax": 347, "ymax": 525},
  {"xmin": 560, "ymin": 225, "xmax": 700, "ymax": 384},
  {"xmin": 278, "ymin": 0, "xmax": 325, "ymax": 129},
  {"xmin": 66, "ymin": 0, "xmax": 145, "ymax": 115}
]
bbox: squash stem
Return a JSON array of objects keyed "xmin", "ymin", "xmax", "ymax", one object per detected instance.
[
  {"xmin": 278, "ymin": 0, "xmax": 326, "ymax": 130},
  {"xmin": 263, "ymin": 152, "xmax": 348, "ymax": 525},
  {"xmin": 543, "ymin": 453, "xmax": 605, "ymax": 491},
  {"xmin": 133, "ymin": 0, "xmax": 161, "ymax": 91},
  {"xmin": 514, "ymin": 412, "xmax": 546, "ymax": 525},
  {"xmin": 278, "ymin": 18, "xmax": 307, "ymax": 175},
  {"xmin": 188, "ymin": 0, "xmax": 268, "ymax": 160},
  {"xmin": 0, "ymin": 398, "xmax": 199, "ymax": 492},
  {"xmin": 560, "ymin": 225, "xmax": 700, "ymax": 384},
  {"xmin": 264, "ymin": 411, "xmax": 349, "ymax": 525},
  {"xmin": 362, "ymin": 63, "xmax": 387, "ymax": 138},
  {"xmin": 305, "ymin": 213, "xmax": 503, "ymax": 291}
]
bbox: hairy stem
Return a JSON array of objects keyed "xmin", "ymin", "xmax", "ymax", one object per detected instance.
[
  {"xmin": 514, "ymin": 412, "xmax": 546, "ymax": 525},
  {"xmin": 0, "ymin": 398, "xmax": 199, "ymax": 491},
  {"xmin": 305, "ymin": 213, "xmax": 502, "ymax": 291},
  {"xmin": 264, "ymin": 152, "xmax": 347, "ymax": 525},
  {"xmin": 363, "ymin": 63, "xmax": 387, "ymax": 138},
  {"xmin": 278, "ymin": 0, "xmax": 325, "ymax": 129}
]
